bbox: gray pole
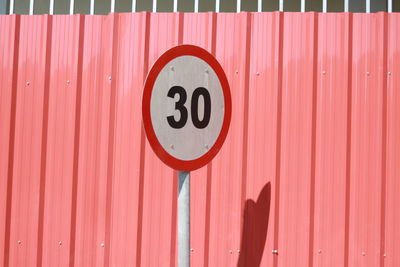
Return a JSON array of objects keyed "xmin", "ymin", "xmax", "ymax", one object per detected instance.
[{"xmin": 178, "ymin": 171, "xmax": 190, "ymax": 267}]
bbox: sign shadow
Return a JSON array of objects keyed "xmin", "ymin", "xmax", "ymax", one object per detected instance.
[{"xmin": 237, "ymin": 182, "xmax": 271, "ymax": 267}]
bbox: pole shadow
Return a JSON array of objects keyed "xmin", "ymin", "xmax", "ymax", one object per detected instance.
[{"xmin": 237, "ymin": 182, "xmax": 271, "ymax": 267}]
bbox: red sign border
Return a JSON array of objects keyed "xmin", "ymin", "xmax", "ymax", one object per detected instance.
[{"xmin": 142, "ymin": 45, "xmax": 232, "ymax": 171}]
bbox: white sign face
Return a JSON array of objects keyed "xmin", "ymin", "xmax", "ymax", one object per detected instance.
[
  {"xmin": 150, "ymin": 56, "xmax": 224, "ymax": 161},
  {"xmin": 142, "ymin": 45, "xmax": 231, "ymax": 171}
]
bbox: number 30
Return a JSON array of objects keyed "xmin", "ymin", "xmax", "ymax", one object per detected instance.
[{"xmin": 167, "ymin": 86, "xmax": 211, "ymax": 129}]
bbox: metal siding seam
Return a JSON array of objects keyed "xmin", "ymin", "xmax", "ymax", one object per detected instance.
[
  {"xmin": 239, "ymin": 12, "xmax": 252, "ymax": 265},
  {"xmin": 9, "ymin": 16, "xmax": 46, "ymax": 266},
  {"xmin": 135, "ymin": 12, "xmax": 151, "ymax": 267},
  {"xmin": 385, "ymin": 14, "xmax": 400, "ymax": 266},
  {"xmin": 343, "ymin": 12, "xmax": 353, "ymax": 267},
  {"xmin": 3, "ymin": 14, "xmax": 20, "ymax": 267},
  {"xmin": 308, "ymin": 11, "xmax": 318, "ymax": 267},
  {"xmin": 104, "ymin": 13, "xmax": 120, "ymax": 267},
  {"xmin": 379, "ymin": 12, "xmax": 388, "ymax": 267},
  {"xmin": 69, "ymin": 14, "xmax": 85, "ymax": 267},
  {"xmin": 36, "ymin": 14, "xmax": 53, "ymax": 267},
  {"xmin": 203, "ymin": 160, "xmax": 212, "ymax": 267},
  {"xmin": 203, "ymin": 12, "xmax": 217, "ymax": 267},
  {"xmin": 273, "ymin": 11, "xmax": 284, "ymax": 267}
]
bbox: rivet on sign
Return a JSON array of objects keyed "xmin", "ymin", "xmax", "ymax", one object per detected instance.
[
  {"xmin": 317, "ymin": 249, "xmax": 322, "ymax": 254},
  {"xmin": 383, "ymin": 254, "xmax": 387, "ymax": 257},
  {"xmin": 170, "ymin": 144, "xmax": 174, "ymax": 150},
  {"xmin": 361, "ymin": 252, "xmax": 366, "ymax": 256},
  {"xmin": 229, "ymin": 250, "xmax": 233, "ymax": 254},
  {"xmin": 366, "ymin": 72, "xmax": 370, "ymax": 76},
  {"xmin": 388, "ymin": 72, "xmax": 392, "ymax": 76},
  {"xmin": 108, "ymin": 76, "xmax": 112, "ymax": 81},
  {"xmin": 26, "ymin": 81, "xmax": 30, "ymax": 86},
  {"xmin": 272, "ymin": 249, "xmax": 278, "ymax": 254},
  {"xmin": 100, "ymin": 243, "xmax": 105, "ymax": 247},
  {"xmin": 17, "ymin": 240, "xmax": 21, "ymax": 244},
  {"xmin": 58, "ymin": 241, "xmax": 62, "ymax": 245},
  {"xmin": 170, "ymin": 66, "xmax": 174, "ymax": 71},
  {"xmin": 190, "ymin": 248, "xmax": 194, "ymax": 252},
  {"xmin": 322, "ymin": 71, "xmax": 326, "ymax": 75},
  {"xmin": 235, "ymin": 70, "xmax": 238, "ymax": 74},
  {"xmin": 256, "ymin": 72, "xmax": 260, "ymax": 76},
  {"xmin": 205, "ymin": 144, "xmax": 209, "ymax": 149},
  {"xmin": 237, "ymin": 250, "xmax": 241, "ymax": 254},
  {"xmin": 205, "ymin": 69, "xmax": 209, "ymax": 74},
  {"xmin": 67, "ymin": 80, "xmax": 70, "ymax": 84}
]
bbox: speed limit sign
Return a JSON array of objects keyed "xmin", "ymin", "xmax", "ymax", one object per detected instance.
[{"xmin": 142, "ymin": 45, "xmax": 231, "ymax": 171}]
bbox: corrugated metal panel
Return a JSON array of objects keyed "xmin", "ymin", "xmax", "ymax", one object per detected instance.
[
  {"xmin": 314, "ymin": 12, "xmax": 350, "ymax": 267},
  {"xmin": 0, "ymin": 12, "xmax": 399, "ymax": 267}
]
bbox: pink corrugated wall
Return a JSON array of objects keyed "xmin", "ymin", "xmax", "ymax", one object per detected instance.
[{"xmin": 0, "ymin": 12, "xmax": 399, "ymax": 267}]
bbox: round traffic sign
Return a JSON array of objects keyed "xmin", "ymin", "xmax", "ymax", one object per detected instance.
[{"xmin": 142, "ymin": 45, "xmax": 231, "ymax": 171}]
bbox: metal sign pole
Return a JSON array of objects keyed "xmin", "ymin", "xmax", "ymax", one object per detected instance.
[
  {"xmin": 178, "ymin": 171, "xmax": 190, "ymax": 267},
  {"xmin": 142, "ymin": 46, "xmax": 231, "ymax": 265}
]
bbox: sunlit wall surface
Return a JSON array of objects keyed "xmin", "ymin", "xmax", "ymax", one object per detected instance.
[{"xmin": 0, "ymin": 11, "xmax": 399, "ymax": 267}]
